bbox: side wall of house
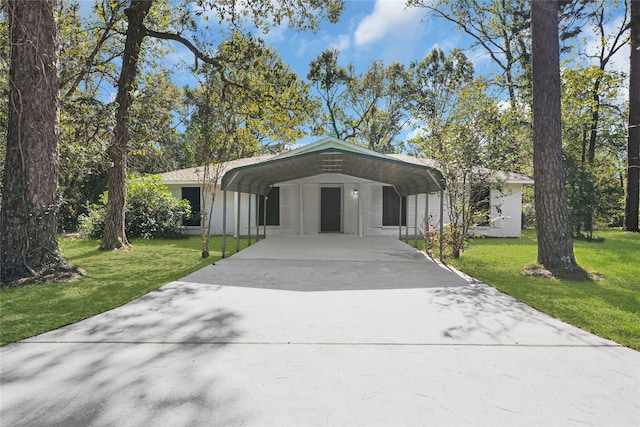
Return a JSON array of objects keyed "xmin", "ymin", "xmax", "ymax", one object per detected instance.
[{"xmin": 166, "ymin": 177, "xmax": 524, "ymax": 238}]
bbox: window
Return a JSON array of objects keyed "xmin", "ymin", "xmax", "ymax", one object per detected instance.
[
  {"xmin": 471, "ymin": 185, "xmax": 490, "ymax": 226},
  {"xmin": 382, "ymin": 186, "xmax": 407, "ymax": 226},
  {"xmin": 258, "ymin": 187, "xmax": 280, "ymax": 226},
  {"xmin": 181, "ymin": 187, "xmax": 201, "ymax": 226}
]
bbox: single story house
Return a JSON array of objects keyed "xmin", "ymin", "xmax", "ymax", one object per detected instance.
[{"xmin": 159, "ymin": 137, "xmax": 533, "ymax": 250}]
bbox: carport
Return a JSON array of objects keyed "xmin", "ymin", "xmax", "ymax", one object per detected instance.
[{"xmin": 220, "ymin": 137, "xmax": 446, "ymax": 258}]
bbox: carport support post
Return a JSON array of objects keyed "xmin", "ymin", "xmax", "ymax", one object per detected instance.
[
  {"xmin": 395, "ymin": 187, "xmax": 402, "ymax": 241},
  {"xmin": 247, "ymin": 192, "xmax": 252, "ymax": 246},
  {"xmin": 236, "ymin": 192, "xmax": 241, "ymax": 253},
  {"xmin": 414, "ymin": 194, "xmax": 418, "ymax": 248},
  {"xmin": 222, "ymin": 189, "xmax": 227, "ymax": 258},
  {"xmin": 425, "ymin": 191, "xmax": 430, "ymax": 240},
  {"xmin": 439, "ymin": 188, "xmax": 444, "ymax": 261}
]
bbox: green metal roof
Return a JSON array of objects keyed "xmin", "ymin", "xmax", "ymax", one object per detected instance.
[{"xmin": 221, "ymin": 137, "xmax": 445, "ymax": 196}]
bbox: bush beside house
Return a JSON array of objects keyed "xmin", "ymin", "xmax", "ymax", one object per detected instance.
[{"xmin": 79, "ymin": 174, "xmax": 191, "ymax": 239}]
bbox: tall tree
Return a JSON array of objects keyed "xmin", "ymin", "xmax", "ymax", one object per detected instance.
[
  {"xmin": 408, "ymin": 48, "xmax": 474, "ymax": 130},
  {"xmin": 307, "ymin": 48, "xmax": 351, "ymax": 139},
  {"xmin": 308, "ymin": 49, "xmax": 412, "ymax": 152},
  {"xmin": 1, "ymin": 0, "xmax": 73, "ymax": 284},
  {"xmin": 100, "ymin": 0, "xmax": 344, "ymax": 250},
  {"xmin": 0, "ymin": 11, "xmax": 8, "ymax": 200},
  {"xmin": 581, "ymin": 0, "xmax": 629, "ymax": 165},
  {"xmin": 530, "ymin": 0, "xmax": 585, "ymax": 277},
  {"xmin": 101, "ymin": 0, "xmax": 154, "ymax": 250},
  {"xmin": 406, "ymin": 0, "xmax": 531, "ymax": 104},
  {"xmin": 625, "ymin": 0, "xmax": 639, "ymax": 231}
]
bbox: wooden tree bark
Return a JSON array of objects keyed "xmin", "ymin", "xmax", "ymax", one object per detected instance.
[
  {"xmin": 530, "ymin": 0, "xmax": 585, "ymax": 276},
  {"xmin": 0, "ymin": 0, "xmax": 72, "ymax": 285},
  {"xmin": 100, "ymin": 1, "xmax": 153, "ymax": 250},
  {"xmin": 624, "ymin": 0, "xmax": 640, "ymax": 232}
]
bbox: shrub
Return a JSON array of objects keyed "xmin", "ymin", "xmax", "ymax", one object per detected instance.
[{"xmin": 78, "ymin": 174, "xmax": 191, "ymax": 239}]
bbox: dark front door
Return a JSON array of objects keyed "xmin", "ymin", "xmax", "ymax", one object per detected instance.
[{"xmin": 321, "ymin": 187, "xmax": 341, "ymax": 232}]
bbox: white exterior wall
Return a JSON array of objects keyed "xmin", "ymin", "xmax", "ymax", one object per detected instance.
[
  {"xmin": 167, "ymin": 177, "xmax": 525, "ymax": 238},
  {"xmin": 470, "ymin": 184, "xmax": 523, "ymax": 238}
]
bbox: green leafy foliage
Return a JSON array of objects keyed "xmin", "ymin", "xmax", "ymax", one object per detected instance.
[
  {"xmin": 561, "ymin": 65, "xmax": 628, "ymax": 236},
  {"xmin": 409, "ymin": 50, "xmax": 510, "ymax": 258},
  {"xmin": 307, "ymin": 49, "xmax": 412, "ymax": 152},
  {"xmin": 79, "ymin": 174, "xmax": 190, "ymax": 239}
]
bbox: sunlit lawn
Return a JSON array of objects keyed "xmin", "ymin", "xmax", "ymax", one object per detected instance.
[
  {"xmin": 0, "ymin": 236, "xmax": 248, "ymax": 345},
  {"xmin": 448, "ymin": 229, "xmax": 640, "ymax": 350}
]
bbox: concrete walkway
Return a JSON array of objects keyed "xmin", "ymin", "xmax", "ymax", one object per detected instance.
[{"xmin": 1, "ymin": 236, "xmax": 638, "ymax": 426}]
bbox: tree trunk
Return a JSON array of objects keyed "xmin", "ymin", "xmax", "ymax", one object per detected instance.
[
  {"xmin": 624, "ymin": 0, "xmax": 640, "ymax": 232},
  {"xmin": 0, "ymin": 0, "xmax": 71, "ymax": 285},
  {"xmin": 530, "ymin": 0, "xmax": 585, "ymax": 276},
  {"xmin": 100, "ymin": 1, "xmax": 152, "ymax": 250}
]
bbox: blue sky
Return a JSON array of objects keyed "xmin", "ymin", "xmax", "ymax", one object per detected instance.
[
  {"xmin": 166, "ymin": 0, "xmax": 485, "ymax": 89},
  {"xmin": 77, "ymin": 0, "xmax": 630, "ymax": 147},
  {"xmin": 165, "ymin": 0, "xmax": 629, "ymax": 90},
  {"xmin": 76, "ymin": 0, "xmax": 630, "ymax": 95},
  {"xmin": 261, "ymin": 0, "xmax": 472, "ymax": 78}
]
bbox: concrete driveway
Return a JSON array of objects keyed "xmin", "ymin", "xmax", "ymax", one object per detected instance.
[{"xmin": 1, "ymin": 236, "xmax": 638, "ymax": 426}]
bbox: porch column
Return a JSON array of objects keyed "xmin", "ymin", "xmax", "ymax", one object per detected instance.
[
  {"xmin": 299, "ymin": 183, "xmax": 304, "ymax": 236},
  {"xmin": 222, "ymin": 189, "xmax": 227, "ymax": 258},
  {"xmin": 425, "ymin": 191, "xmax": 430, "ymax": 231},
  {"xmin": 263, "ymin": 190, "xmax": 268, "ymax": 239},
  {"xmin": 255, "ymin": 194, "xmax": 260, "ymax": 242},
  {"xmin": 398, "ymin": 193, "xmax": 403, "ymax": 241}
]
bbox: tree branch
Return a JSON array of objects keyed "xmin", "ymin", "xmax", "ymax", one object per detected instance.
[{"xmin": 144, "ymin": 28, "xmax": 221, "ymax": 68}]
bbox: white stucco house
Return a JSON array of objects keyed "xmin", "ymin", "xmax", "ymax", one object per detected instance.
[{"xmin": 159, "ymin": 137, "xmax": 533, "ymax": 251}]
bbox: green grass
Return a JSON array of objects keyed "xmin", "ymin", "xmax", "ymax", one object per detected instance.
[
  {"xmin": 448, "ymin": 229, "xmax": 640, "ymax": 350},
  {"xmin": 0, "ymin": 236, "xmax": 248, "ymax": 345}
]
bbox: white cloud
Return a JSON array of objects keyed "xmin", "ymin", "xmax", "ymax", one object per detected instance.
[
  {"xmin": 260, "ymin": 23, "xmax": 288, "ymax": 43},
  {"xmin": 329, "ymin": 34, "xmax": 352, "ymax": 51},
  {"xmin": 405, "ymin": 126, "xmax": 424, "ymax": 141},
  {"xmin": 354, "ymin": 0, "xmax": 424, "ymax": 46}
]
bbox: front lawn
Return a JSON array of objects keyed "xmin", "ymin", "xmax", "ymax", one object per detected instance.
[
  {"xmin": 0, "ymin": 236, "xmax": 248, "ymax": 345},
  {"xmin": 449, "ymin": 229, "xmax": 640, "ymax": 350}
]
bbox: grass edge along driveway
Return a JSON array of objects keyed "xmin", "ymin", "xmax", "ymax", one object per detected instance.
[
  {"xmin": 449, "ymin": 229, "xmax": 640, "ymax": 351},
  {"xmin": 2, "ymin": 231, "xmax": 639, "ymax": 350},
  {"xmin": 0, "ymin": 236, "xmax": 248, "ymax": 345}
]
